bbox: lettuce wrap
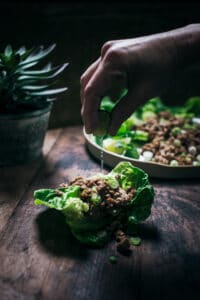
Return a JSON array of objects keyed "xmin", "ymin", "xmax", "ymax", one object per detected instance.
[{"xmin": 34, "ymin": 162, "xmax": 154, "ymax": 248}]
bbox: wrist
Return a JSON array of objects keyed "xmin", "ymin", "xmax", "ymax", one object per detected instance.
[{"xmin": 169, "ymin": 24, "xmax": 200, "ymax": 71}]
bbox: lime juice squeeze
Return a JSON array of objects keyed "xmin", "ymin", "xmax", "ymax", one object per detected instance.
[{"xmin": 93, "ymin": 110, "xmax": 111, "ymax": 173}]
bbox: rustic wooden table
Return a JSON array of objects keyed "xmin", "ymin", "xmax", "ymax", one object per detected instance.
[{"xmin": 0, "ymin": 126, "xmax": 199, "ymax": 300}]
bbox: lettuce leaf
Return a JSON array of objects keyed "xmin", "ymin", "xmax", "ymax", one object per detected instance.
[
  {"xmin": 128, "ymin": 185, "xmax": 154, "ymax": 223},
  {"xmin": 100, "ymin": 96, "xmax": 115, "ymax": 112},
  {"xmin": 185, "ymin": 96, "xmax": 200, "ymax": 117},
  {"xmin": 35, "ymin": 186, "xmax": 107, "ymax": 232},
  {"xmin": 111, "ymin": 162, "xmax": 154, "ymax": 223},
  {"xmin": 34, "ymin": 185, "xmax": 81, "ymax": 209},
  {"xmin": 111, "ymin": 161, "xmax": 149, "ymax": 189}
]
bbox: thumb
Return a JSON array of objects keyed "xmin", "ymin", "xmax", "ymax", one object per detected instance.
[{"xmin": 108, "ymin": 89, "xmax": 146, "ymax": 135}]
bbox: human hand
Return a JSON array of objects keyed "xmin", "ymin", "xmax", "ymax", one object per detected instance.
[{"xmin": 81, "ymin": 24, "xmax": 200, "ymax": 135}]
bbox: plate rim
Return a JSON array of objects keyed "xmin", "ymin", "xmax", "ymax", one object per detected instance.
[{"xmin": 83, "ymin": 128, "xmax": 200, "ymax": 178}]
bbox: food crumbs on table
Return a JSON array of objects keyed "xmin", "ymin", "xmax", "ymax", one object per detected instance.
[
  {"xmin": 115, "ymin": 229, "xmax": 131, "ymax": 254},
  {"xmin": 130, "ymin": 237, "xmax": 142, "ymax": 246},
  {"xmin": 109, "ymin": 256, "xmax": 117, "ymax": 264}
]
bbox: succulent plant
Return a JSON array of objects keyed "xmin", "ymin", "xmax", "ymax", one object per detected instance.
[{"xmin": 0, "ymin": 44, "xmax": 68, "ymax": 112}]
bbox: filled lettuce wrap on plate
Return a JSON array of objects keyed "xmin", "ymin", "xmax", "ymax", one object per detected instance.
[{"xmin": 34, "ymin": 162, "xmax": 154, "ymax": 252}]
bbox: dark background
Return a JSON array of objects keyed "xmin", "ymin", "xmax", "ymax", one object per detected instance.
[{"xmin": 0, "ymin": 0, "xmax": 200, "ymax": 127}]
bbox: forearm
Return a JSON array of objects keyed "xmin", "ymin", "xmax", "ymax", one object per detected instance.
[
  {"xmin": 161, "ymin": 24, "xmax": 200, "ymax": 71},
  {"xmin": 81, "ymin": 24, "xmax": 200, "ymax": 134}
]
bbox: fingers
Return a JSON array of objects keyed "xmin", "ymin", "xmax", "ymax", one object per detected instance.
[
  {"xmin": 80, "ymin": 58, "xmax": 100, "ymax": 104},
  {"xmin": 81, "ymin": 63, "xmax": 112, "ymax": 133},
  {"xmin": 108, "ymin": 86, "xmax": 147, "ymax": 135},
  {"xmin": 108, "ymin": 92, "xmax": 134, "ymax": 135},
  {"xmin": 81, "ymin": 46, "xmax": 129, "ymax": 134}
]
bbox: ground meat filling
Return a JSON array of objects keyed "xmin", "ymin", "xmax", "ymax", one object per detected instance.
[
  {"xmin": 136, "ymin": 112, "xmax": 200, "ymax": 165},
  {"xmin": 70, "ymin": 176, "xmax": 136, "ymax": 253},
  {"xmin": 59, "ymin": 176, "xmax": 136, "ymax": 254},
  {"xmin": 70, "ymin": 176, "xmax": 136, "ymax": 209},
  {"xmin": 115, "ymin": 229, "xmax": 131, "ymax": 254}
]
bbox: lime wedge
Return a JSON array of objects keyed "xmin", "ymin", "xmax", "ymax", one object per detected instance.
[{"xmin": 94, "ymin": 110, "xmax": 110, "ymax": 136}]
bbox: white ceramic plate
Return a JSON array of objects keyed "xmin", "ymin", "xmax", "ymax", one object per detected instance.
[{"xmin": 84, "ymin": 128, "xmax": 200, "ymax": 179}]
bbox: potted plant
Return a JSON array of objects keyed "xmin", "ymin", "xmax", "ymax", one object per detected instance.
[{"xmin": 0, "ymin": 44, "xmax": 68, "ymax": 165}]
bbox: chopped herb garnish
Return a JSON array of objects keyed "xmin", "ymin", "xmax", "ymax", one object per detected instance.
[
  {"xmin": 109, "ymin": 256, "xmax": 117, "ymax": 264},
  {"xmin": 130, "ymin": 237, "xmax": 142, "ymax": 246}
]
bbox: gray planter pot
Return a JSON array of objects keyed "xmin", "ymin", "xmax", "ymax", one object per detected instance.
[{"xmin": 0, "ymin": 105, "xmax": 52, "ymax": 166}]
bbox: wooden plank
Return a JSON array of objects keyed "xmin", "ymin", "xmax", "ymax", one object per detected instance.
[
  {"xmin": 0, "ymin": 126, "xmax": 199, "ymax": 300},
  {"xmin": 0, "ymin": 128, "xmax": 61, "ymax": 232}
]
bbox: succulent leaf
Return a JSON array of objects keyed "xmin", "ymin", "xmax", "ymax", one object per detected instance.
[
  {"xmin": 27, "ymin": 87, "xmax": 68, "ymax": 96},
  {"xmin": 21, "ymin": 85, "xmax": 49, "ymax": 91},
  {"xmin": 20, "ymin": 63, "xmax": 69, "ymax": 77},
  {"xmin": 4, "ymin": 45, "xmax": 13, "ymax": 57},
  {"xmin": 16, "ymin": 46, "xmax": 26, "ymax": 55},
  {"xmin": 19, "ymin": 44, "xmax": 56, "ymax": 66},
  {"xmin": 20, "ymin": 61, "xmax": 39, "ymax": 70},
  {"xmin": 0, "ymin": 44, "xmax": 68, "ymax": 111}
]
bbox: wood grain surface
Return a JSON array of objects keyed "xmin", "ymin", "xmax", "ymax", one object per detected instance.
[{"xmin": 0, "ymin": 126, "xmax": 199, "ymax": 300}]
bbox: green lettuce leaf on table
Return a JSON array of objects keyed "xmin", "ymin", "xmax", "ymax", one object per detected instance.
[{"xmin": 34, "ymin": 162, "xmax": 154, "ymax": 247}]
